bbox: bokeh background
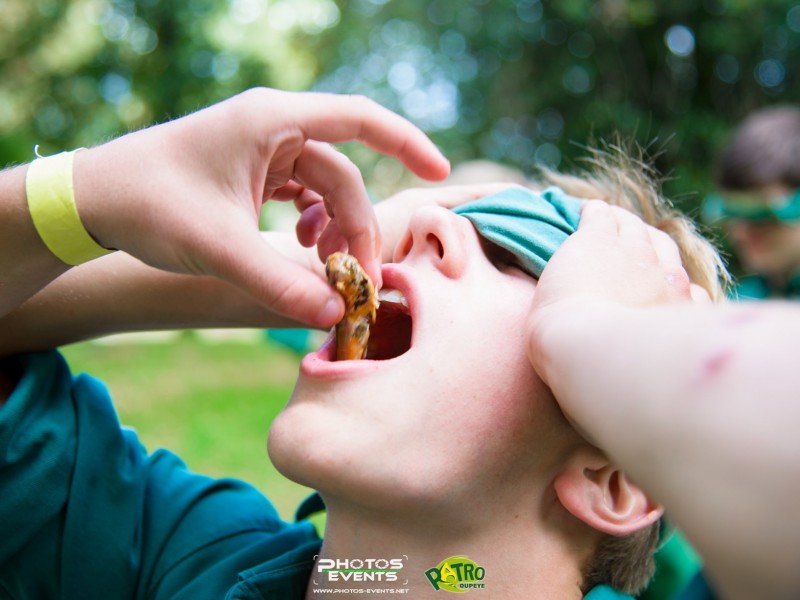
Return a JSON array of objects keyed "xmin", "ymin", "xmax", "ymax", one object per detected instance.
[{"xmin": 4, "ymin": 0, "xmax": 800, "ymax": 525}]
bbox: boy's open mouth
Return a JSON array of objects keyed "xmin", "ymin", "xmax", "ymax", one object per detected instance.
[{"xmin": 363, "ymin": 289, "xmax": 412, "ymax": 360}]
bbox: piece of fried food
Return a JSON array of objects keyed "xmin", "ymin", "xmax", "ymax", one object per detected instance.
[{"xmin": 325, "ymin": 252, "xmax": 378, "ymax": 361}]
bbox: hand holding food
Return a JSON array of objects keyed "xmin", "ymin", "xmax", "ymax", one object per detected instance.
[{"xmin": 65, "ymin": 88, "xmax": 448, "ymax": 328}]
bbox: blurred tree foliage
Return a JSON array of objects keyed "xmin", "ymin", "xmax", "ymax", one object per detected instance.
[
  {"xmin": 2, "ymin": 0, "xmax": 800, "ymax": 213},
  {"xmin": 0, "ymin": 0, "xmax": 327, "ymax": 161},
  {"xmin": 312, "ymin": 0, "xmax": 800, "ymax": 209}
]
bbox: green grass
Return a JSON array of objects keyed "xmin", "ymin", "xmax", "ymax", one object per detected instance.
[{"xmin": 61, "ymin": 331, "xmax": 316, "ymax": 521}]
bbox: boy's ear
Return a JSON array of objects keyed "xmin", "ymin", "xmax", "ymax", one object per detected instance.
[{"xmin": 553, "ymin": 448, "xmax": 663, "ymax": 536}]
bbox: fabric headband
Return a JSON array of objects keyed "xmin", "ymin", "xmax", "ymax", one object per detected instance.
[{"xmin": 453, "ymin": 186, "xmax": 582, "ymax": 277}]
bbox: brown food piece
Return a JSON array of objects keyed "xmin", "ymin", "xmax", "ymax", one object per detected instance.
[{"xmin": 325, "ymin": 252, "xmax": 378, "ymax": 360}]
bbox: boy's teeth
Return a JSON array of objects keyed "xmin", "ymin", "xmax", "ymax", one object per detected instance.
[{"xmin": 377, "ymin": 289, "xmax": 407, "ymax": 307}]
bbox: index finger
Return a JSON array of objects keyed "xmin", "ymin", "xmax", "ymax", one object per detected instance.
[
  {"xmin": 292, "ymin": 92, "xmax": 451, "ymax": 182},
  {"xmin": 293, "ymin": 141, "xmax": 382, "ymax": 287},
  {"xmin": 577, "ymin": 200, "xmax": 618, "ymax": 232}
]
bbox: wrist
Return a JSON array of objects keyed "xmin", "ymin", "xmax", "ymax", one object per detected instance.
[
  {"xmin": 0, "ymin": 163, "xmax": 72, "ymax": 317},
  {"xmin": 528, "ymin": 297, "xmax": 629, "ymax": 382},
  {"xmin": 70, "ymin": 145, "xmax": 121, "ymax": 253},
  {"xmin": 26, "ymin": 147, "xmax": 115, "ymax": 266}
]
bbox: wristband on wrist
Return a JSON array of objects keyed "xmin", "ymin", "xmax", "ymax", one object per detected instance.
[{"xmin": 26, "ymin": 147, "xmax": 115, "ymax": 266}]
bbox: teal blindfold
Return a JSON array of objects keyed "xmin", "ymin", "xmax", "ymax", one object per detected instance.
[
  {"xmin": 702, "ymin": 190, "xmax": 800, "ymax": 223},
  {"xmin": 453, "ymin": 186, "xmax": 582, "ymax": 277}
]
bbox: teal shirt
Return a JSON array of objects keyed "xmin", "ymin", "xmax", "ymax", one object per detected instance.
[
  {"xmin": 0, "ymin": 350, "xmax": 655, "ymax": 599},
  {"xmin": 0, "ymin": 350, "xmax": 319, "ymax": 599}
]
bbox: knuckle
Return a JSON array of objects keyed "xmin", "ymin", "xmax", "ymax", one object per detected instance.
[
  {"xmin": 340, "ymin": 154, "xmax": 361, "ymax": 175},
  {"xmin": 265, "ymin": 276, "xmax": 305, "ymax": 315},
  {"xmin": 652, "ymin": 227, "xmax": 677, "ymax": 247},
  {"xmin": 664, "ymin": 265, "xmax": 692, "ymax": 295},
  {"xmin": 238, "ymin": 86, "xmax": 269, "ymax": 106},
  {"xmin": 348, "ymin": 93, "xmax": 373, "ymax": 108}
]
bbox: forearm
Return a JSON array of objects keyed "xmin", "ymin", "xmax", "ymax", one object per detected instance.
[
  {"xmin": 0, "ymin": 164, "xmax": 71, "ymax": 318},
  {"xmin": 532, "ymin": 300, "xmax": 800, "ymax": 598},
  {"xmin": 0, "ymin": 232, "xmax": 324, "ymax": 356}
]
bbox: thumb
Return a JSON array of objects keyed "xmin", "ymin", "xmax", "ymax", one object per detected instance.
[{"xmin": 206, "ymin": 226, "xmax": 345, "ymax": 328}]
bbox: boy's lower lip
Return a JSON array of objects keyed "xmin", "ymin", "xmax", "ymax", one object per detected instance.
[
  {"xmin": 300, "ymin": 263, "xmax": 415, "ymax": 380},
  {"xmin": 299, "ymin": 332, "xmax": 386, "ymax": 379}
]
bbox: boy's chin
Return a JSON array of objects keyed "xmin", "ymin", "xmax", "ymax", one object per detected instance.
[{"xmin": 266, "ymin": 409, "xmax": 320, "ymax": 489}]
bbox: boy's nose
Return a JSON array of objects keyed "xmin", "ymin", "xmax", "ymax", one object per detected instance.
[{"xmin": 393, "ymin": 206, "xmax": 469, "ymax": 279}]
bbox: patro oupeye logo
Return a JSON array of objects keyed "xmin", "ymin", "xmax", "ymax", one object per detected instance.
[{"xmin": 424, "ymin": 555, "xmax": 487, "ymax": 592}]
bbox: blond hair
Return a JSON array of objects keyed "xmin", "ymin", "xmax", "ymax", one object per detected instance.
[{"xmin": 539, "ymin": 145, "xmax": 730, "ymax": 303}]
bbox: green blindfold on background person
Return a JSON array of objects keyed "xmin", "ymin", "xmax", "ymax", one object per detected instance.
[{"xmin": 702, "ymin": 189, "xmax": 800, "ymax": 223}]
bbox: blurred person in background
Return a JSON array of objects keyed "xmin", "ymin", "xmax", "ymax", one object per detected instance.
[{"xmin": 703, "ymin": 105, "xmax": 800, "ymax": 300}]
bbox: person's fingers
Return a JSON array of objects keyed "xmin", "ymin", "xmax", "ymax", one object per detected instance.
[
  {"xmin": 316, "ymin": 220, "xmax": 348, "ymax": 265},
  {"xmin": 293, "ymin": 141, "xmax": 383, "ymax": 287},
  {"xmin": 202, "ymin": 218, "xmax": 345, "ymax": 327},
  {"xmin": 432, "ymin": 183, "xmax": 526, "ymax": 208},
  {"xmin": 647, "ymin": 226, "xmax": 684, "ymax": 268},
  {"xmin": 578, "ymin": 200, "xmax": 619, "ymax": 234},
  {"xmin": 271, "ymin": 181, "xmax": 308, "ymax": 201},
  {"xmin": 265, "ymin": 183, "xmax": 330, "ymax": 247},
  {"xmin": 293, "ymin": 92, "xmax": 450, "ymax": 182},
  {"xmin": 296, "ymin": 201, "xmax": 330, "ymax": 248},
  {"xmin": 689, "ymin": 283, "xmax": 713, "ymax": 304},
  {"xmin": 608, "ymin": 205, "xmax": 650, "ymax": 242},
  {"xmin": 599, "ymin": 205, "xmax": 691, "ymax": 299},
  {"xmin": 292, "ymin": 187, "xmax": 325, "ymax": 213},
  {"xmin": 644, "ymin": 225, "xmax": 693, "ymax": 299}
]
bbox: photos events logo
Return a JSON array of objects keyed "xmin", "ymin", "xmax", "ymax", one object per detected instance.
[{"xmin": 314, "ymin": 556, "xmax": 408, "ymax": 584}]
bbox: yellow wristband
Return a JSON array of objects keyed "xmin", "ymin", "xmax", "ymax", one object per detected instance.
[{"xmin": 26, "ymin": 148, "xmax": 114, "ymax": 266}]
